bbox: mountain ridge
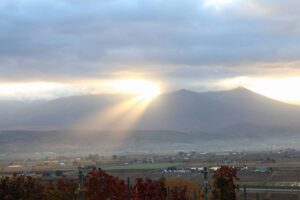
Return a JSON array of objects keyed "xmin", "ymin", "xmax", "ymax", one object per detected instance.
[
  {"xmin": 1, "ymin": 88, "xmax": 300, "ymax": 154},
  {"xmin": 0, "ymin": 87, "xmax": 299, "ymax": 131}
]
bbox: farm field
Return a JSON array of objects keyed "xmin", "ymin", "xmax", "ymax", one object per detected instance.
[{"xmin": 103, "ymin": 162, "xmax": 180, "ymax": 170}]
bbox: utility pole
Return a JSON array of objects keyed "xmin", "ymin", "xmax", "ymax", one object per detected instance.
[
  {"xmin": 79, "ymin": 170, "xmax": 84, "ymax": 200},
  {"xmin": 243, "ymin": 184, "xmax": 247, "ymax": 200},
  {"xmin": 127, "ymin": 177, "xmax": 131, "ymax": 200},
  {"xmin": 202, "ymin": 167, "xmax": 208, "ymax": 200}
]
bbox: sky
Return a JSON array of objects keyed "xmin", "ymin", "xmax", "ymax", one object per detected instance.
[{"xmin": 0, "ymin": 0, "xmax": 300, "ymax": 103}]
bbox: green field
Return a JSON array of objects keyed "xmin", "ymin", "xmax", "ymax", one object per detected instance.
[{"xmin": 104, "ymin": 162, "xmax": 180, "ymax": 170}]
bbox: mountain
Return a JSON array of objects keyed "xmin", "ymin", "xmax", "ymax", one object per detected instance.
[
  {"xmin": 1, "ymin": 88, "xmax": 300, "ymax": 155},
  {"xmin": 0, "ymin": 94, "xmax": 129, "ymax": 129},
  {"xmin": 136, "ymin": 87, "xmax": 300, "ymax": 132},
  {"xmin": 2, "ymin": 87, "xmax": 300, "ymax": 131}
]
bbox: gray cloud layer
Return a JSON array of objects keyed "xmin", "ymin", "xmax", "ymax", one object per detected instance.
[{"xmin": 0, "ymin": 0, "xmax": 300, "ymax": 82}]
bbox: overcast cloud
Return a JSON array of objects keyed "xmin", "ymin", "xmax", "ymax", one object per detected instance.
[{"xmin": 0, "ymin": 0, "xmax": 300, "ymax": 92}]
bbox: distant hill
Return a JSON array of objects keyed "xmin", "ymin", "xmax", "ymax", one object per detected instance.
[
  {"xmin": 1, "ymin": 88, "xmax": 300, "ymax": 155},
  {"xmin": 136, "ymin": 87, "xmax": 300, "ymax": 132}
]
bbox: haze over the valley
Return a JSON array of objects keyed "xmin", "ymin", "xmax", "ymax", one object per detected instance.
[{"xmin": 1, "ymin": 87, "xmax": 300, "ymax": 157}]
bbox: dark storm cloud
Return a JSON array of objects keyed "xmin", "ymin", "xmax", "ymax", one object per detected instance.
[{"xmin": 0, "ymin": 0, "xmax": 300, "ymax": 81}]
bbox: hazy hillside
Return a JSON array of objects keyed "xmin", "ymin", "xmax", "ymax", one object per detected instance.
[
  {"xmin": 1, "ymin": 88, "xmax": 300, "ymax": 155},
  {"xmin": 0, "ymin": 94, "xmax": 129, "ymax": 129},
  {"xmin": 136, "ymin": 87, "xmax": 300, "ymax": 132},
  {"xmin": 2, "ymin": 87, "xmax": 300, "ymax": 132}
]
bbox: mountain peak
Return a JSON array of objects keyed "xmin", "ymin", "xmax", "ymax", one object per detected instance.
[
  {"xmin": 170, "ymin": 89, "xmax": 200, "ymax": 96},
  {"xmin": 230, "ymin": 86, "xmax": 252, "ymax": 92},
  {"xmin": 174, "ymin": 89, "xmax": 196, "ymax": 93},
  {"xmin": 223, "ymin": 86, "xmax": 253, "ymax": 93},
  {"xmin": 220, "ymin": 87, "xmax": 257, "ymax": 96}
]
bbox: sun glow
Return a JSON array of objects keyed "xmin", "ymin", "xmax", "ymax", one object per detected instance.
[
  {"xmin": 77, "ymin": 96, "xmax": 148, "ymax": 130},
  {"xmin": 0, "ymin": 82, "xmax": 74, "ymax": 100},
  {"xmin": 111, "ymin": 79, "xmax": 161, "ymax": 100},
  {"xmin": 222, "ymin": 76, "xmax": 300, "ymax": 105},
  {"xmin": 75, "ymin": 79, "xmax": 162, "ymax": 133}
]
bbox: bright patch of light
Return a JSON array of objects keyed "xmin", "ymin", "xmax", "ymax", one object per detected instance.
[
  {"xmin": 221, "ymin": 76, "xmax": 300, "ymax": 105},
  {"xmin": 77, "ymin": 96, "xmax": 151, "ymax": 132},
  {"xmin": 77, "ymin": 79, "xmax": 161, "ymax": 133},
  {"xmin": 111, "ymin": 79, "xmax": 161, "ymax": 100},
  {"xmin": 0, "ymin": 82, "xmax": 75, "ymax": 100}
]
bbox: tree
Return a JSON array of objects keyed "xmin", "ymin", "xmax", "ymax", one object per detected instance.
[
  {"xmin": 85, "ymin": 168, "xmax": 127, "ymax": 200},
  {"xmin": 211, "ymin": 166, "xmax": 239, "ymax": 200},
  {"xmin": 131, "ymin": 178, "xmax": 168, "ymax": 200}
]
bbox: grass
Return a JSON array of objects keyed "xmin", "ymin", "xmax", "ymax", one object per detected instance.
[{"xmin": 104, "ymin": 162, "xmax": 180, "ymax": 170}]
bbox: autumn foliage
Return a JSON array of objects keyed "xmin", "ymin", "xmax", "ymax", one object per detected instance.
[
  {"xmin": 85, "ymin": 168, "xmax": 128, "ymax": 199},
  {"xmin": 165, "ymin": 178, "xmax": 203, "ymax": 199},
  {"xmin": 131, "ymin": 178, "xmax": 167, "ymax": 200},
  {"xmin": 211, "ymin": 166, "xmax": 239, "ymax": 200},
  {"xmin": 0, "ymin": 174, "xmax": 78, "ymax": 200},
  {"xmin": 0, "ymin": 167, "xmax": 242, "ymax": 200},
  {"xmin": 0, "ymin": 168, "xmax": 193, "ymax": 200}
]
